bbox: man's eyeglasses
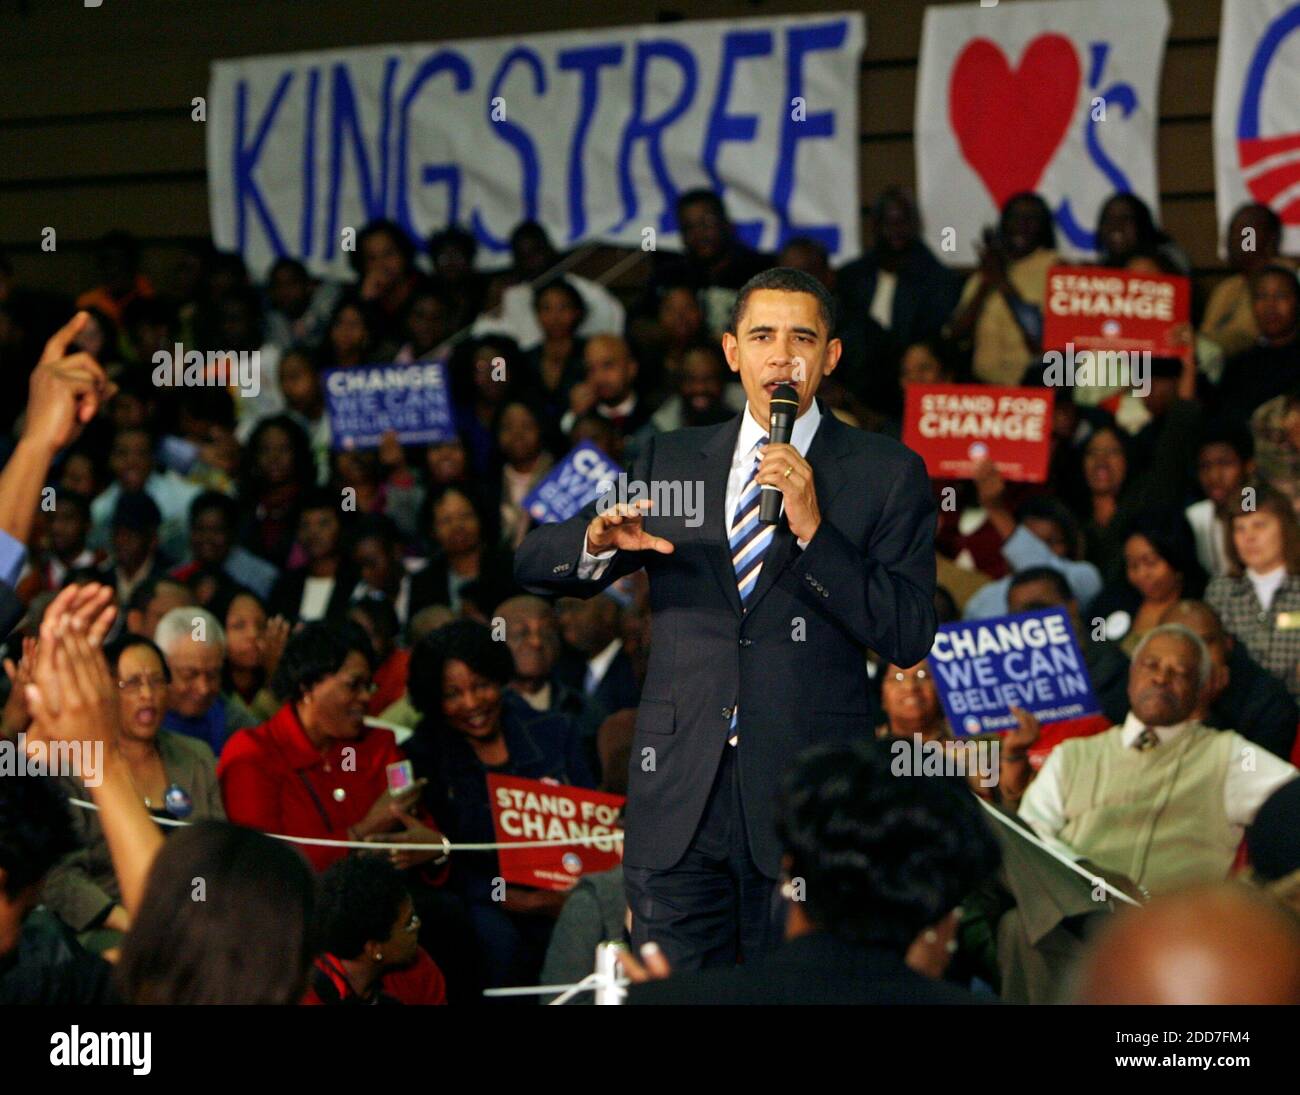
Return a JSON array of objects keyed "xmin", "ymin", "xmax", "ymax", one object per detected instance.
[
  {"xmin": 888, "ymin": 669, "xmax": 929, "ymax": 684},
  {"xmin": 118, "ymin": 673, "xmax": 168, "ymax": 694}
]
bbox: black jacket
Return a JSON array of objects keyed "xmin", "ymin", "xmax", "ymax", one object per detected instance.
[
  {"xmin": 629, "ymin": 932, "xmax": 993, "ymax": 1005},
  {"xmin": 1207, "ymin": 641, "xmax": 1300, "ymax": 760},
  {"xmin": 408, "ymin": 543, "xmax": 519, "ymax": 619},
  {"xmin": 268, "ymin": 563, "xmax": 359, "ymax": 624},
  {"xmin": 515, "ymin": 405, "xmax": 937, "ymax": 877}
]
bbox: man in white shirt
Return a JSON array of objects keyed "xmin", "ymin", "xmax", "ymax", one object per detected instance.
[{"xmin": 1019, "ymin": 623, "xmax": 1297, "ymax": 896}]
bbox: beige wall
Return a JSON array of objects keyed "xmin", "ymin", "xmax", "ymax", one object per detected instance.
[{"xmin": 0, "ymin": 0, "xmax": 1225, "ymax": 300}]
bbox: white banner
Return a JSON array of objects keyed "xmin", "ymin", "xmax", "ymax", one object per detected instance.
[
  {"xmin": 207, "ymin": 13, "xmax": 865, "ymax": 280},
  {"xmin": 1214, "ymin": 0, "xmax": 1300, "ymax": 256},
  {"xmin": 915, "ymin": 0, "xmax": 1168, "ymax": 265}
]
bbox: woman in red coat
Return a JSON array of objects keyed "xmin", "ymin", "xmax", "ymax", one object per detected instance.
[
  {"xmin": 218, "ymin": 621, "xmax": 444, "ymax": 873},
  {"xmin": 218, "ymin": 622, "xmax": 484, "ymax": 999}
]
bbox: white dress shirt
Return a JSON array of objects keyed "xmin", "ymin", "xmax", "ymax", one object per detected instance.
[
  {"xmin": 1019, "ymin": 712, "xmax": 1298, "ymax": 855},
  {"xmin": 584, "ymin": 637, "xmax": 624, "ymax": 694},
  {"xmin": 1248, "ymin": 565, "xmax": 1287, "ymax": 611},
  {"xmin": 577, "ymin": 400, "xmax": 824, "ymax": 580}
]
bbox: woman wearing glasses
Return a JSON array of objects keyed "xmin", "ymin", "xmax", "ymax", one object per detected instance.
[
  {"xmin": 43, "ymin": 634, "xmax": 225, "ymax": 955},
  {"xmin": 218, "ymin": 620, "xmax": 484, "ymax": 999},
  {"xmin": 217, "ymin": 621, "xmax": 444, "ymax": 873}
]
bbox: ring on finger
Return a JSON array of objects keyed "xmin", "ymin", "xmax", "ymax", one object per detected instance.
[{"xmin": 783, "ymin": 465, "xmax": 793, "ymax": 479}]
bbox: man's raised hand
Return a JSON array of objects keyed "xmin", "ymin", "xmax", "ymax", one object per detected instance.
[
  {"xmin": 585, "ymin": 499, "xmax": 674, "ymax": 556},
  {"xmin": 26, "ymin": 312, "xmax": 117, "ymax": 455}
]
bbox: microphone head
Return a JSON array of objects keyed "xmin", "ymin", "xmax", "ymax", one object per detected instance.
[{"xmin": 770, "ymin": 383, "xmax": 799, "ymax": 411}]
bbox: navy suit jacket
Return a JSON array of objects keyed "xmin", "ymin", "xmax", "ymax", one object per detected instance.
[{"xmin": 514, "ymin": 405, "xmax": 937, "ymax": 877}]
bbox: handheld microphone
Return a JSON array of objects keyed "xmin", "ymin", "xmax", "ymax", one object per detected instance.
[{"xmin": 760, "ymin": 384, "xmax": 799, "ymax": 525}]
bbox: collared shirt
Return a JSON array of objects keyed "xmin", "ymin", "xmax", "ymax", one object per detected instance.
[
  {"xmin": 1019, "ymin": 712, "xmax": 1298, "ymax": 851},
  {"xmin": 584, "ymin": 637, "xmax": 624, "ymax": 694},
  {"xmin": 353, "ymin": 569, "xmax": 417, "ymax": 627},
  {"xmin": 517, "ymin": 681, "xmax": 552, "ymax": 712},
  {"xmin": 579, "ymin": 400, "xmax": 824, "ymax": 579},
  {"xmin": 1249, "ymin": 565, "xmax": 1287, "ymax": 612}
]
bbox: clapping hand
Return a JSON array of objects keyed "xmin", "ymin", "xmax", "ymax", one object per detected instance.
[
  {"xmin": 25, "ymin": 604, "xmax": 120, "ymax": 754},
  {"xmin": 1, "ymin": 636, "xmax": 37, "ymax": 738}
]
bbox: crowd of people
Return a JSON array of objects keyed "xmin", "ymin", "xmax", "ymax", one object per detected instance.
[{"xmin": 2, "ymin": 178, "xmax": 1300, "ymax": 1006}]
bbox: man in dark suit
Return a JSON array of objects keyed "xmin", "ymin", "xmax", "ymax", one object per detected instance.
[
  {"xmin": 1161, "ymin": 599, "xmax": 1300, "ymax": 761},
  {"xmin": 554, "ymin": 592, "xmax": 641, "ymax": 716},
  {"xmin": 515, "ymin": 268, "xmax": 937, "ymax": 969}
]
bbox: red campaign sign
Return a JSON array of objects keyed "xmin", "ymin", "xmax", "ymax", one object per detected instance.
[
  {"xmin": 1042, "ymin": 265, "xmax": 1191, "ymax": 358},
  {"xmin": 486, "ymin": 774, "xmax": 624, "ymax": 892},
  {"xmin": 902, "ymin": 383, "xmax": 1054, "ymax": 483}
]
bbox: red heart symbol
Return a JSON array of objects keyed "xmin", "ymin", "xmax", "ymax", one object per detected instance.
[{"xmin": 948, "ymin": 34, "xmax": 1081, "ymax": 210}]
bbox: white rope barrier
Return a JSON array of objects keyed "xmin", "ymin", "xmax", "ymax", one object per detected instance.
[
  {"xmin": 65, "ymin": 796, "xmax": 622, "ymax": 854},
  {"xmin": 482, "ymin": 967, "xmax": 630, "ymax": 1004}
]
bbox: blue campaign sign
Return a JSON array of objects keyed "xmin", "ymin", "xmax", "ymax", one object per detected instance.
[
  {"xmin": 927, "ymin": 607, "xmax": 1099, "ymax": 736},
  {"xmin": 323, "ymin": 362, "xmax": 456, "ymax": 450},
  {"xmin": 523, "ymin": 442, "xmax": 623, "ymax": 524}
]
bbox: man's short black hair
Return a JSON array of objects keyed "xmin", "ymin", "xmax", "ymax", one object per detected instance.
[
  {"xmin": 1196, "ymin": 418, "xmax": 1255, "ymax": 464},
  {"xmin": 0, "ymin": 777, "xmax": 78, "ymax": 898},
  {"xmin": 53, "ymin": 490, "xmax": 92, "ymax": 524},
  {"xmin": 1015, "ymin": 496, "xmax": 1083, "ymax": 559},
  {"xmin": 427, "ymin": 224, "xmax": 478, "ymax": 264},
  {"xmin": 675, "ymin": 188, "xmax": 727, "ymax": 222},
  {"xmin": 268, "ymin": 256, "xmax": 310, "ymax": 282},
  {"xmin": 316, "ymin": 856, "xmax": 409, "ymax": 959},
  {"xmin": 352, "ymin": 512, "xmax": 402, "ymax": 551},
  {"xmin": 1007, "ymin": 566, "xmax": 1073, "ymax": 605},
  {"xmin": 775, "ymin": 741, "xmax": 999, "ymax": 951},
  {"xmin": 126, "ymin": 576, "xmax": 191, "ymax": 616},
  {"xmin": 728, "ymin": 267, "xmax": 836, "ymax": 338},
  {"xmin": 272, "ymin": 621, "xmax": 376, "ymax": 703},
  {"xmin": 190, "ymin": 489, "xmax": 239, "ymax": 528},
  {"xmin": 299, "ymin": 485, "xmax": 340, "ymax": 516},
  {"xmin": 351, "ymin": 219, "xmax": 416, "ymax": 276}
]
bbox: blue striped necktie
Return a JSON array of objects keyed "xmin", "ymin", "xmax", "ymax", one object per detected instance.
[
  {"xmin": 730, "ymin": 436, "xmax": 774, "ymax": 610},
  {"xmin": 727, "ymin": 436, "xmax": 772, "ymax": 742}
]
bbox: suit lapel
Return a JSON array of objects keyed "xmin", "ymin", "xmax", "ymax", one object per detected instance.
[
  {"xmin": 702, "ymin": 414, "xmax": 745, "ymax": 618},
  {"xmin": 744, "ymin": 404, "xmax": 849, "ymax": 615}
]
